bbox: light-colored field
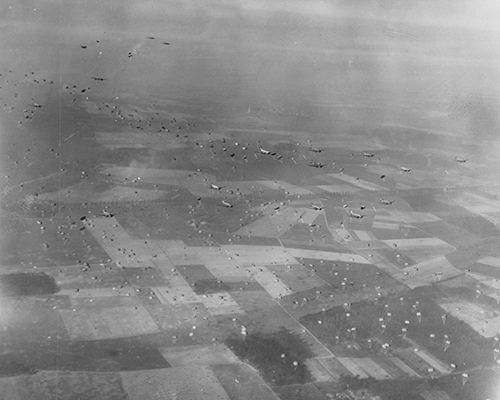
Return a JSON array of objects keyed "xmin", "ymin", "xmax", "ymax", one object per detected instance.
[
  {"xmin": 372, "ymin": 221, "xmax": 401, "ymax": 230},
  {"xmin": 453, "ymin": 194, "xmax": 500, "ymax": 228},
  {"xmin": 101, "ymin": 165, "xmax": 215, "ymax": 186},
  {"xmin": 212, "ymin": 363, "xmax": 281, "ymax": 400},
  {"xmin": 224, "ymin": 129, "xmax": 388, "ymax": 152},
  {"xmin": 396, "ymin": 256, "xmax": 462, "ymax": 287},
  {"xmin": 351, "ymin": 357, "xmax": 392, "ymax": 380},
  {"xmin": 315, "ymin": 357, "xmax": 353, "ymax": 380},
  {"xmin": 186, "ymin": 181, "xmax": 262, "ymax": 198},
  {"xmin": 382, "ymin": 237, "xmax": 455, "ymax": 264},
  {"xmin": 36, "ymin": 183, "xmax": 167, "ymax": 203},
  {"xmin": 159, "ymin": 343, "xmax": 239, "ymax": 366},
  {"xmin": 83, "ymin": 217, "xmax": 163, "ymax": 267},
  {"xmin": 317, "ymin": 184, "xmax": 361, "ymax": 194},
  {"xmin": 389, "ymin": 357, "xmax": 421, "ymax": 377},
  {"xmin": 467, "ymin": 272, "xmax": 500, "ymax": 290},
  {"xmin": 305, "ymin": 358, "xmax": 335, "ymax": 382},
  {"xmin": 59, "ymin": 305, "xmax": 160, "ymax": 340},
  {"xmin": 394, "ymin": 348, "xmax": 434, "ymax": 374},
  {"xmin": 96, "ymin": 131, "xmax": 187, "ymax": 150},
  {"xmin": 375, "ymin": 210, "xmax": 440, "ymax": 224},
  {"xmin": 153, "ymin": 283, "xmax": 243, "ymax": 315},
  {"xmin": 334, "ymin": 227, "xmax": 354, "ymax": 242},
  {"xmin": 148, "ymin": 302, "xmax": 212, "ymax": 331},
  {"xmin": 353, "ymin": 230, "xmax": 374, "ymax": 241},
  {"xmin": 267, "ymin": 264, "xmax": 325, "ymax": 293},
  {"xmin": 256, "ymin": 180, "xmax": 314, "ymax": 195},
  {"xmin": 454, "ymin": 193, "xmax": 500, "ymax": 214},
  {"xmin": 152, "ymin": 285, "xmax": 200, "ymax": 305},
  {"xmin": 0, "ymin": 376, "xmax": 22, "ymax": 400},
  {"xmin": 0, "ymin": 371, "xmax": 127, "ymax": 400},
  {"xmin": 420, "ymin": 390, "xmax": 453, "ymax": 400},
  {"xmin": 287, "ymin": 326, "xmax": 334, "ymax": 358},
  {"xmin": 231, "ymin": 290, "xmax": 297, "ymax": 332},
  {"xmin": 284, "ymin": 247, "xmax": 370, "ymax": 264},
  {"xmin": 412, "ymin": 349, "xmax": 451, "ymax": 374},
  {"xmin": 120, "ymin": 367, "xmax": 230, "ymax": 400},
  {"xmin": 336, "ymin": 357, "xmax": 370, "ymax": 378},
  {"xmin": 157, "ymin": 241, "xmax": 206, "ymax": 266},
  {"xmin": 222, "ymin": 245, "xmax": 298, "ymax": 266},
  {"xmin": 320, "ymin": 173, "xmax": 386, "ymax": 191},
  {"xmin": 478, "ymin": 256, "xmax": 500, "ymax": 268},
  {"xmin": 196, "ymin": 248, "xmax": 251, "ymax": 280},
  {"xmin": 236, "ymin": 206, "xmax": 319, "ymax": 237},
  {"xmin": 235, "ymin": 216, "xmax": 280, "ymax": 237},
  {"xmin": 252, "ymin": 267, "xmax": 293, "ymax": 298},
  {"xmin": 100, "ymin": 165, "xmax": 312, "ymax": 199},
  {"xmin": 200, "ymin": 293, "xmax": 244, "ymax": 315},
  {"xmin": 58, "ymin": 287, "xmax": 136, "ymax": 299},
  {"xmin": 382, "ymin": 237, "xmax": 453, "ymax": 250},
  {"xmin": 482, "ymin": 212, "xmax": 500, "ymax": 227},
  {"xmin": 440, "ymin": 301, "xmax": 500, "ymax": 338},
  {"xmin": 403, "ymin": 248, "xmax": 455, "ymax": 264},
  {"xmin": 368, "ymin": 164, "xmax": 477, "ymax": 189}
]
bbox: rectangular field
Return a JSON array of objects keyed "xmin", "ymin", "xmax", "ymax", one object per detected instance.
[
  {"xmin": 159, "ymin": 343, "xmax": 239, "ymax": 366},
  {"xmin": 439, "ymin": 301, "xmax": 500, "ymax": 338},
  {"xmin": 322, "ymin": 173, "xmax": 386, "ymax": 191},
  {"xmin": 120, "ymin": 367, "xmax": 230, "ymax": 400},
  {"xmin": 59, "ymin": 305, "xmax": 160, "ymax": 340}
]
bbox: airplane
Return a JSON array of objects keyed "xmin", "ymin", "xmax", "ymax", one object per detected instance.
[
  {"xmin": 309, "ymin": 161, "xmax": 326, "ymax": 168},
  {"xmin": 379, "ymin": 199, "xmax": 394, "ymax": 205},
  {"xmin": 400, "ymin": 166, "xmax": 412, "ymax": 172},
  {"xmin": 362, "ymin": 152, "xmax": 374, "ymax": 158},
  {"xmin": 454, "ymin": 157, "xmax": 468, "ymax": 163},
  {"xmin": 221, "ymin": 200, "xmax": 233, "ymax": 208},
  {"xmin": 91, "ymin": 76, "xmax": 107, "ymax": 81},
  {"xmin": 210, "ymin": 183, "xmax": 224, "ymax": 190},
  {"xmin": 349, "ymin": 210, "xmax": 364, "ymax": 219},
  {"xmin": 258, "ymin": 147, "xmax": 271, "ymax": 155},
  {"xmin": 311, "ymin": 204, "xmax": 324, "ymax": 211}
]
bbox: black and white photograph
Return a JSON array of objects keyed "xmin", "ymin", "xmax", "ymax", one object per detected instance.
[{"xmin": 1, "ymin": 1, "xmax": 500, "ymax": 399}]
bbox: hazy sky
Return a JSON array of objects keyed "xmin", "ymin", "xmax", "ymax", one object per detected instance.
[{"xmin": 2, "ymin": 0, "xmax": 500, "ymax": 187}]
